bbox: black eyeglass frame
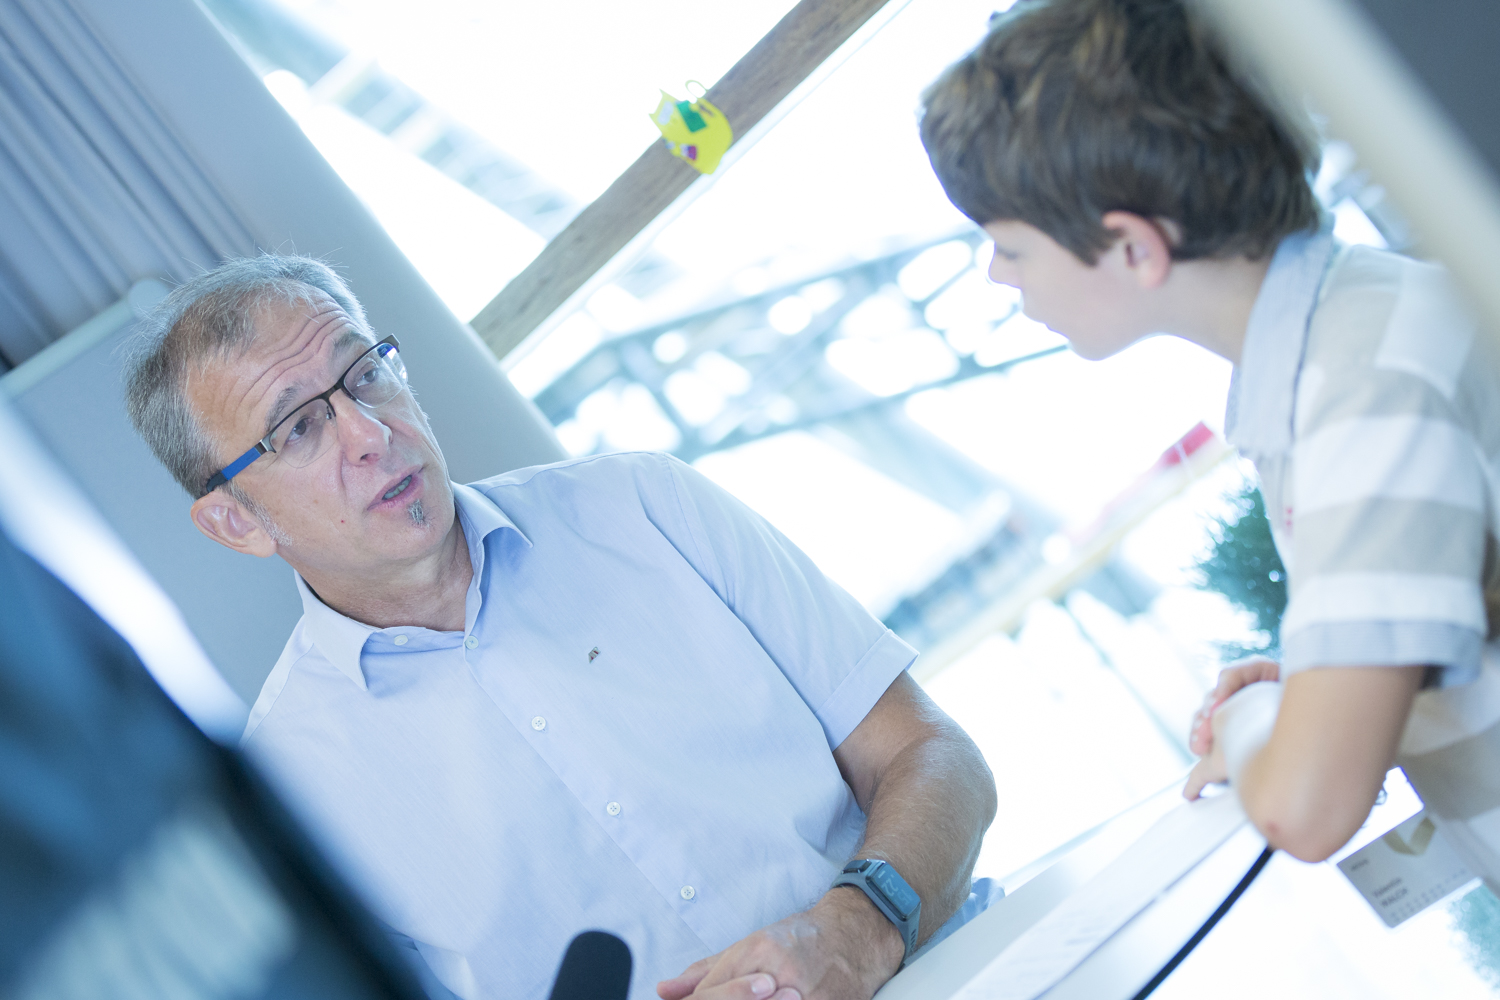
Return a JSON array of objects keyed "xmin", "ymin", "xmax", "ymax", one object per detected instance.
[{"xmin": 200, "ymin": 336, "xmax": 403, "ymax": 498}]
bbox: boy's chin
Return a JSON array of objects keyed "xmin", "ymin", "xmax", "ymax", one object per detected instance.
[
  {"xmin": 1065, "ymin": 339, "xmax": 1126, "ymax": 362},
  {"xmin": 1063, "ymin": 330, "xmax": 1146, "ymax": 362}
]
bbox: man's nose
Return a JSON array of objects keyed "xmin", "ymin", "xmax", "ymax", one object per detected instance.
[{"xmin": 330, "ymin": 392, "xmax": 391, "ymax": 463}]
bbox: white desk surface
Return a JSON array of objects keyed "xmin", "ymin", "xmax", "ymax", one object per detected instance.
[{"xmin": 879, "ymin": 784, "xmax": 1266, "ymax": 1000}]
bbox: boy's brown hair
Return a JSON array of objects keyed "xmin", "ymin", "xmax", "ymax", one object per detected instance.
[{"xmin": 920, "ymin": 0, "xmax": 1320, "ymax": 263}]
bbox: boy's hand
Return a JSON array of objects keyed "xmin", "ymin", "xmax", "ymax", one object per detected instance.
[
  {"xmin": 1188, "ymin": 658, "xmax": 1280, "ymax": 756},
  {"xmin": 1183, "ymin": 717, "xmax": 1227, "ymax": 799}
]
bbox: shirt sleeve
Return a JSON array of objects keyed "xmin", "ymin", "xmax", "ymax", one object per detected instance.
[
  {"xmin": 642, "ymin": 452, "xmax": 917, "ymax": 749},
  {"xmin": 1282, "ymin": 360, "xmax": 1490, "ymax": 686}
]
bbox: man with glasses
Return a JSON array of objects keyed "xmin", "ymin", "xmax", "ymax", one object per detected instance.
[{"xmin": 124, "ymin": 255, "xmax": 1000, "ymax": 1000}]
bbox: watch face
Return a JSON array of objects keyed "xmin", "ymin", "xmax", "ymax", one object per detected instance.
[{"xmin": 870, "ymin": 863, "xmax": 920, "ymax": 921}]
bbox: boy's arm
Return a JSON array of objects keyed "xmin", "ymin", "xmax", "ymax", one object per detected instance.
[{"xmin": 1188, "ymin": 664, "xmax": 1423, "ymax": 861}]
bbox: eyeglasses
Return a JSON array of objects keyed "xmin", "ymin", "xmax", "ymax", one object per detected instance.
[{"xmin": 201, "ymin": 336, "xmax": 408, "ymax": 497}]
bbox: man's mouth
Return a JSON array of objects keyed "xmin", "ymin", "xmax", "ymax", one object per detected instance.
[{"xmin": 383, "ymin": 475, "xmax": 413, "ymax": 502}]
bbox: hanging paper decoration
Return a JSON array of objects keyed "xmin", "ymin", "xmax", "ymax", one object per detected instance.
[{"xmin": 649, "ymin": 83, "xmax": 732, "ymax": 174}]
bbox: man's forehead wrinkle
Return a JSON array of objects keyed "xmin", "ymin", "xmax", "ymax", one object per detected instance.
[
  {"xmin": 253, "ymin": 340, "xmax": 326, "ymax": 432},
  {"xmin": 180, "ymin": 292, "xmax": 352, "ymax": 467},
  {"xmin": 265, "ymin": 385, "xmax": 303, "ymax": 437},
  {"xmin": 333, "ymin": 327, "xmax": 375, "ymax": 355},
  {"xmin": 251, "ymin": 303, "xmax": 366, "ymax": 434}
]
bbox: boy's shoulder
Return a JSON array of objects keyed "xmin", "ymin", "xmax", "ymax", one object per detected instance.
[
  {"xmin": 1306, "ymin": 244, "xmax": 1483, "ymax": 397},
  {"xmin": 1295, "ymin": 244, "xmax": 1500, "ymax": 432}
]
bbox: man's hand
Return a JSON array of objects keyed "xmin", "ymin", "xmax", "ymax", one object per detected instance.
[
  {"xmin": 659, "ymin": 672, "xmax": 994, "ymax": 1000},
  {"xmin": 656, "ymin": 886, "xmax": 903, "ymax": 1000}
]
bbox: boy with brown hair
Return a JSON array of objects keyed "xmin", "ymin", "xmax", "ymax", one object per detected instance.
[{"xmin": 921, "ymin": 0, "xmax": 1500, "ymax": 891}]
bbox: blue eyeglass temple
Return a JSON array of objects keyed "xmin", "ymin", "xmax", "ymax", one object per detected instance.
[
  {"xmin": 201, "ymin": 445, "xmax": 266, "ymax": 497},
  {"xmin": 199, "ymin": 339, "xmax": 400, "ymax": 498}
]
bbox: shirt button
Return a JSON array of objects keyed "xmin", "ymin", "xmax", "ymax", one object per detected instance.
[
  {"xmin": 464, "ymin": 635, "xmax": 478, "ymax": 649},
  {"xmin": 680, "ymin": 885, "xmax": 696, "ymax": 901},
  {"xmin": 606, "ymin": 801, "xmax": 621, "ymax": 816},
  {"xmin": 393, "ymin": 635, "xmax": 408, "ymax": 646},
  {"xmin": 531, "ymin": 716, "xmax": 547, "ymax": 731}
]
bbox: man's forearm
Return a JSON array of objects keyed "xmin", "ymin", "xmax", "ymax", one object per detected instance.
[
  {"xmin": 658, "ymin": 680, "xmax": 996, "ymax": 1000},
  {"xmin": 844, "ymin": 722, "xmax": 997, "ymax": 942}
]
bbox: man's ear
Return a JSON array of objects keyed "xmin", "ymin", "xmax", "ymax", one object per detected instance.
[
  {"xmin": 190, "ymin": 491, "xmax": 279, "ymax": 558},
  {"xmin": 1100, "ymin": 211, "xmax": 1176, "ymax": 290}
]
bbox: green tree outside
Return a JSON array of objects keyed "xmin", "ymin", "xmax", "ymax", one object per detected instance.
[{"xmin": 1194, "ymin": 482, "xmax": 1286, "ymax": 661}]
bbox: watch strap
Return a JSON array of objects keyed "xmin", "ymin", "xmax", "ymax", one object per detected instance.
[{"xmin": 830, "ymin": 859, "xmax": 921, "ymax": 964}]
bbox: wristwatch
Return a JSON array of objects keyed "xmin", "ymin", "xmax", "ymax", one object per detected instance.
[{"xmin": 830, "ymin": 859, "xmax": 922, "ymax": 964}]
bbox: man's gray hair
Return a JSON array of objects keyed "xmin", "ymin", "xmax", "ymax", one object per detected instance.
[{"xmin": 124, "ymin": 254, "xmax": 370, "ymax": 504}]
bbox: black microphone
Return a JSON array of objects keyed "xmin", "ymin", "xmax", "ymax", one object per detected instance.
[{"xmin": 547, "ymin": 930, "xmax": 633, "ymax": 1000}]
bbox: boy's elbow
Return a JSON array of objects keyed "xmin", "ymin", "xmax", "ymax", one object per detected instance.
[
  {"xmin": 1251, "ymin": 809, "xmax": 1345, "ymax": 862},
  {"xmin": 1240, "ymin": 777, "xmax": 1364, "ymax": 863}
]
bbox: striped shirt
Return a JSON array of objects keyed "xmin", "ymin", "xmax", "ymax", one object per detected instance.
[
  {"xmin": 1227, "ymin": 227, "xmax": 1500, "ymax": 891},
  {"xmin": 1226, "ymin": 227, "xmax": 1500, "ymax": 685}
]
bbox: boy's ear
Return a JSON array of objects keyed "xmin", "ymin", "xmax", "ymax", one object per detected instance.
[
  {"xmin": 1101, "ymin": 211, "xmax": 1175, "ymax": 290},
  {"xmin": 190, "ymin": 491, "xmax": 279, "ymax": 558}
]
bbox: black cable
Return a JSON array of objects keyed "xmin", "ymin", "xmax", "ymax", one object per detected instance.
[{"xmin": 1128, "ymin": 846, "xmax": 1276, "ymax": 1000}]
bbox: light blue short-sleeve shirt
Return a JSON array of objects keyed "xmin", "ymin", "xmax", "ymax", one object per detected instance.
[{"xmin": 241, "ymin": 452, "xmax": 919, "ymax": 999}]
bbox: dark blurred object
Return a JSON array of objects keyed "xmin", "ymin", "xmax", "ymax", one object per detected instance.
[
  {"xmin": 547, "ymin": 931, "xmax": 633, "ymax": 1000},
  {"xmin": 1351, "ymin": 0, "xmax": 1500, "ymax": 184},
  {"xmin": 0, "ymin": 527, "xmax": 428, "ymax": 1000},
  {"xmin": 1192, "ymin": 0, "xmax": 1500, "ymax": 396}
]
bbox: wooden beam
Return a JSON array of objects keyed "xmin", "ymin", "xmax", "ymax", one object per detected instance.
[{"xmin": 471, "ymin": 0, "xmax": 904, "ymax": 362}]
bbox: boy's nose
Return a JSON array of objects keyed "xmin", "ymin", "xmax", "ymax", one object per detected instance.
[{"xmin": 987, "ymin": 254, "xmax": 1020, "ymax": 289}]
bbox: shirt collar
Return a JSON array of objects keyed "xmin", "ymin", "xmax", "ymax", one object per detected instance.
[
  {"xmin": 1224, "ymin": 224, "xmax": 1337, "ymax": 457},
  {"xmin": 450, "ymin": 481, "xmax": 530, "ymax": 573},
  {"xmin": 295, "ymin": 481, "xmax": 530, "ymax": 690},
  {"xmin": 296, "ymin": 573, "xmax": 376, "ymax": 690}
]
